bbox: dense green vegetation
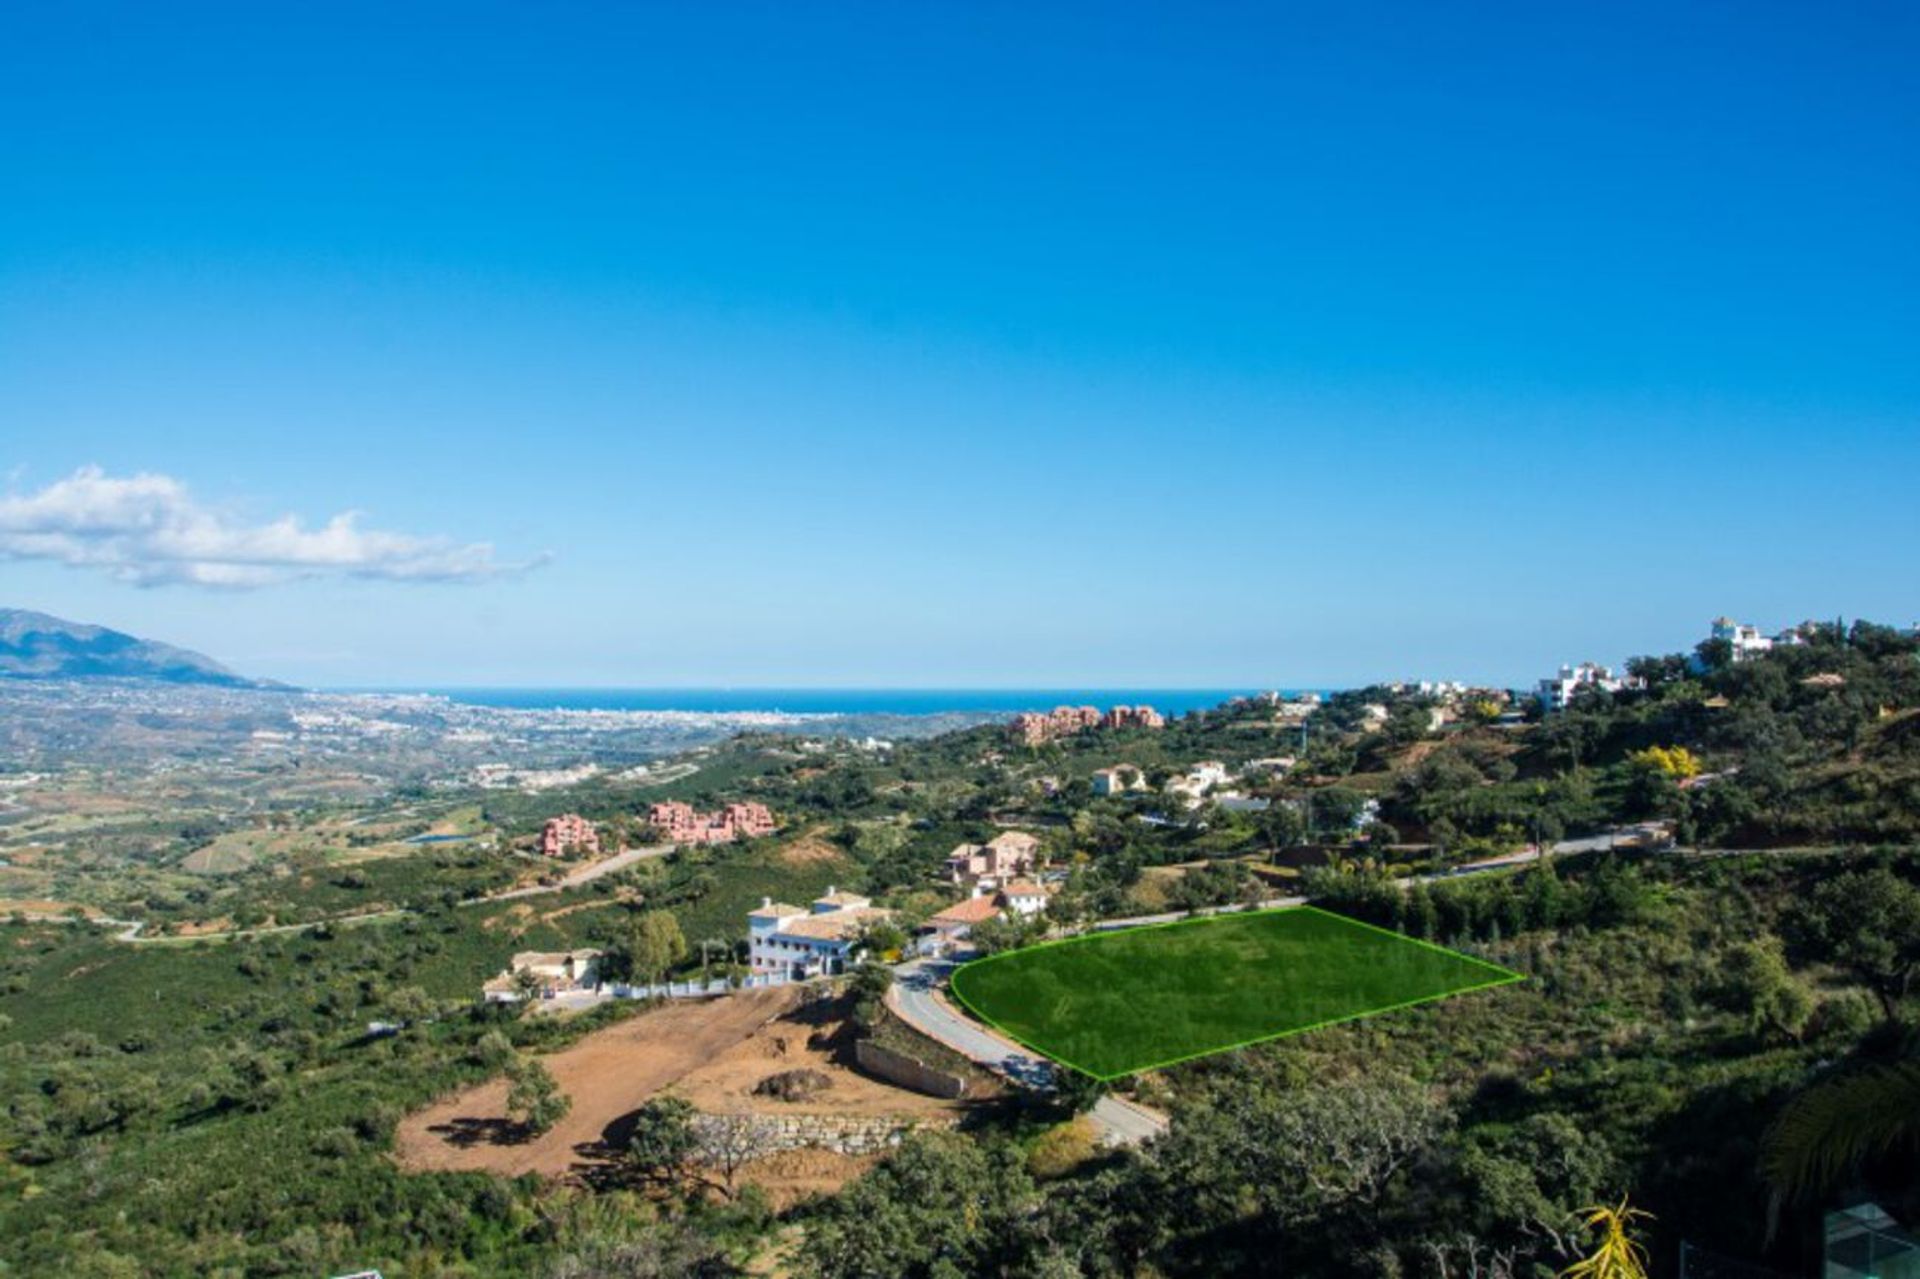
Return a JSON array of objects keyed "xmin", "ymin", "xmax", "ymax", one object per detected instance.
[
  {"xmin": 809, "ymin": 850, "xmax": 1920, "ymax": 1279},
  {"xmin": 3, "ymin": 621, "xmax": 1917, "ymax": 1275}
]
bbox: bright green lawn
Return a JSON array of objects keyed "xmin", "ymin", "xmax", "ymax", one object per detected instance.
[{"xmin": 948, "ymin": 905, "xmax": 1522, "ymax": 1079}]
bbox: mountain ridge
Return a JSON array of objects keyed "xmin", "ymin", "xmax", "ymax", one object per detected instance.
[{"xmin": 0, "ymin": 608, "xmax": 283, "ymax": 688}]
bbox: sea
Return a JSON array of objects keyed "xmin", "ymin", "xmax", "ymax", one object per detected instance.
[{"xmin": 413, "ymin": 688, "xmax": 1275, "ymax": 718}]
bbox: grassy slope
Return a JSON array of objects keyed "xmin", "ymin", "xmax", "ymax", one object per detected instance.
[{"xmin": 950, "ymin": 906, "xmax": 1520, "ymax": 1078}]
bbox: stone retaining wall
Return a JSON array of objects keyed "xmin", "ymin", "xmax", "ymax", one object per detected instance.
[{"xmin": 695, "ymin": 1111, "xmax": 941, "ymax": 1157}]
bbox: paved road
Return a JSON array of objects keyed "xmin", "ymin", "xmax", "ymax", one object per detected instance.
[
  {"xmin": 888, "ymin": 958, "xmax": 1169, "ymax": 1146},
  {"xmin": 891, "ymin": 959, "xmax": 1058, "ymax": 1089},
  {"xmin": 1091, "ymin": 1094, "xmax": 1172, "ymax": 1146}
]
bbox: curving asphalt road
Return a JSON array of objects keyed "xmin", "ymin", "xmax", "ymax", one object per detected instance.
[{"xmin": 888, "ymin": 958, "xmax": 1170, "ymax": 1147}]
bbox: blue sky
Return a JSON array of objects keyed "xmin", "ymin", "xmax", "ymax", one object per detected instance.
[{"xmin": 2, "ymin": 1, "xmax": 1915, "ymax": 688}]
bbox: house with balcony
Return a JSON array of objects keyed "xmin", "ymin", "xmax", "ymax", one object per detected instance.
[{"xmin": 746, "ymin": 887, "xmax": 893, "ymax": 979}]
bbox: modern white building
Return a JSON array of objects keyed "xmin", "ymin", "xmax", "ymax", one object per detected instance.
[
  {"xmin": 1165, "ymin": 760, "xmax": 1234, "ymax": 808},
  {"xmin": 747, "ymin": 888, "xmax": 893, "ymax": 979},
  {"xmin": 1708, "ymin": 617, "xmax": 1805, "ymax": 663},
  {"xmin": 1536, "ymin": 662, "xmax": 1640, "ymax": 713}
]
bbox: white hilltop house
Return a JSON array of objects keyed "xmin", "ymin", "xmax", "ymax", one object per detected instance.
[
  {"xmin": 747, "ymin": 887, "xmax": 894, "ymax": 980},
  {"xmin": 1703, "ymin": 616, "xmax": 1807, "ymax": 665},
  {"xmin": 1165, "ymin": 760, "xmax": 1233, "ymax": 808},
  {"xmin": 1536, "ymin": 662, "xmax": 1641, "ymax": 713}
]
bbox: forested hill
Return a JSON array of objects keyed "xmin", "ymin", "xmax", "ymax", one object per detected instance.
[
  {"xmin": 1505, "ymin": 619, "xmax": 1920, "ymax": 848},
  {"xmin": 1165, "ymin": 618, "xmax": 1920, "ymax": 857},
  {"xmin": 0, "ymin": 608, "xmax": 275, "ymax": 688},
  {"xmin": 876, "ymin": 617, "xmax": 1920, "ymax": 871}
]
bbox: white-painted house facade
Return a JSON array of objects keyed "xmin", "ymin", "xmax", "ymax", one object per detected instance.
[{"xmin": 747, "ymin": 888, "xmax": 894, "ymax": 980}]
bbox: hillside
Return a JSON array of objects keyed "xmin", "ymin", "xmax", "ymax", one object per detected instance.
[{"xmin": 0, "ymin": 608, "xmax": 275, "ymax": 688}]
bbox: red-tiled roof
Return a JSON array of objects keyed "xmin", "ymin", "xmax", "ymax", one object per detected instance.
[{"xmin": 929, "ymin": 896, "xmax": 1003, "ymax": 926}]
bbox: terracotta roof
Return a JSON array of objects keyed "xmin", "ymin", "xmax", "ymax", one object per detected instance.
[
  {"xmin": 813, "ymin": 890, "xmax": 870, "ymax": 908},
  {"xmin": 1000, "ymin": 880, "xmax": 1051, "ymax": 897},
  {"xmin": 988, "ymin": 831, "xmax": 1039, "ymax": 850},
  {"xmin": 928, "ymin": 896, "xmax": 1003, "ymax": 927}
]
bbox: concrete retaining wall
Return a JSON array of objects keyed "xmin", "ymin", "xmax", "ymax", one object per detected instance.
[{"xmin": 854, "ymin": 1038, "xmax": 972, "ymax": 1100}]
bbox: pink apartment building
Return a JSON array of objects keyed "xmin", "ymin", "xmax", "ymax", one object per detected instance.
[
  {"xmin": 538, "ymin": 813, "xmax": 600, "ymax": 858},
  {"xmin": 648, "ymin": 800, "xmax": 777, "ymax": 845},
  {"xmin": 1010, "ymin": 704, "xmax": 1164, "ymax": 745}
]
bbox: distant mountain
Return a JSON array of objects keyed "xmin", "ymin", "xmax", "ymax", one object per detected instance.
[{"xmin": 0, "ymin": 608, "xmax": 280, "ymax": 688}]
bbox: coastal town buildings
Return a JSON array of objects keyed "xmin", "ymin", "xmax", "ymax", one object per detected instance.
[
  {"xmin": 648, "ymin": 800, "xmax": 776, "ymax": 845},
  {"xmin": 1009, "ymin": 704, "xmax": 1163, "ymax": 746},
  {"xmin": 538, "ymin": 813, "xmax": 600, "ymax": 858},
  {"xmin": 1091, "ymin": 765, "xmax": 1145, "ymax": 797},
  {"xmin": 944, "ymin": 830, "xmax": 1042, "ymax": 888},
  {"xmin": 747, "ymin": 888, "xmax": 893, "ymax": 979}
]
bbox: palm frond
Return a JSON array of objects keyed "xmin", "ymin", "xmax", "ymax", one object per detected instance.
[{"xmin": 1761, "ymin": 1059, "xmax": 1920, "ymax": 1203}]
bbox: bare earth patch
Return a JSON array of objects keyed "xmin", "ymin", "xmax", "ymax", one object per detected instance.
[
  {"xmin": 775, "ymin": 832, "xmax": 846, "ymax": 866},
  {"xmin": 394, "ymin": 987, "xmax": 965, "ymax": 1198}
]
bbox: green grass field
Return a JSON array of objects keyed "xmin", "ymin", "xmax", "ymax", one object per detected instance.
[{"xmin": 948, "ymin": 905, "xmax": 1523, "ymax": 1079}]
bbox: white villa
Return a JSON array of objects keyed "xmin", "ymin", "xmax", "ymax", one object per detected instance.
[
  {"xmin": 998, "ymin": 878, "xmax": 1053, "ymax": 917},
  {"xmin": 1707, "ymin": 616, "xmax": 1806, "ymax": 664},
  {"xmin": 482, "ymin": 949, "xmax": 603, "ymax": 1002},
  {"xmin": 1536, "ymin": 662, "xmax": 1641, "ymax": 713},
  {"xmin": 1091, "ymin": 765, "xmax": 1145, "ymax": 797},
  {"xmin": 747, "ymin": 887, "xmax": 894, "ymax": 980},
  {"xmin": 1166, "ymin": 760, "xmax": 1233, "ymax": 808}
]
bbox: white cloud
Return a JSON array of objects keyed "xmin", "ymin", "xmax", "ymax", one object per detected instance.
[{"xmin": 0, "ymin": 466, "xmax": 541, "ymax": 588}]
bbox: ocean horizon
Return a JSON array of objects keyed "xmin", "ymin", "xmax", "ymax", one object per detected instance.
[{"xmin": 356, "ymin": 687, "xmax": 1293, "ymax": 717}]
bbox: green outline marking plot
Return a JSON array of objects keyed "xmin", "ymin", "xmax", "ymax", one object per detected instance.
[{"xmin": 947, "ymin": 905, "xmax": 1523, "ymax": 1080}]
